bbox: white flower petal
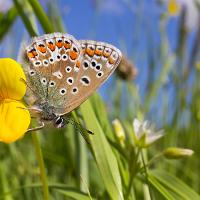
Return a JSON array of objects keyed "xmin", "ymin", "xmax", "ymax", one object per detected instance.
[
  {"xmin": 146, "ymin": 130, "xmax": 164, "ymax": 145},
  {"xmin": 133, "ymin": 118, "xmax": 142, "ymax": 137}
]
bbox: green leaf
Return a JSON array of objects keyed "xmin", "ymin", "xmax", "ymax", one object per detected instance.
[
  {"xmin": 148, "ymin": 173, "xmax": 177, "ymax": 200},
  {"xmin": 54, "ymin": 189, "xmax": 92, "ymax": 200},
  {"xmin": 149, "ymin": 170, "xmax": 200, "ymax": 200},
  {"xmin": 80, "ymin": 100, "xmax": 124, "ymax": 200}
]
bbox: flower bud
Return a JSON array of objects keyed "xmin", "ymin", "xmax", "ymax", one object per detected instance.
[
  {"xmin": 163, "ymin": 147, "xmax": 194, "ymax": 159},
  {"xmin": 112, "ymin": 119, "xmax": 125, "ymax": 147}
]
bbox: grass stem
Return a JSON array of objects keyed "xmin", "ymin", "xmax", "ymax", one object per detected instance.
[{"xmin": 31, "ymin": 133, "xmax": 50, "ymax": 200}]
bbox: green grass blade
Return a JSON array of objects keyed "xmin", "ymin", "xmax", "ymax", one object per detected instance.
[
  {"xmin": 80, "ymin": 100, "xmax": 124, "ymax": 200},
  {"xmin": 148, "ymin": 174, "xmax": 177, "ymax": 200},
  {"xmin": 54, "ymin": 189, "xmax": 92, "ymax": 200},
  {"xmin": 0, "ymin": 7, "xmax": 18, "ymax": 41},
  {"xmin": 149, "ymin": 170, "xmax": 200, "ymax": 200},
  {"xmin": 12, "ymin": 0, "xmax": 37, "ymax": 36},
  {"xmin": 27, "ymin": 0, "xmax": 54, "ymax": 33}
]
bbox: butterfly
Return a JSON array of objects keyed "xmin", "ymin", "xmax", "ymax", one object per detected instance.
[{"xmin": 19, "ymin": 32, "xmax": 122, "ymax": 132}]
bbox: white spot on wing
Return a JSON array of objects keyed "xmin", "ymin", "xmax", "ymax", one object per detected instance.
[
  {"xmin": 41, "ymin": 77, "xmax": 47, "ymax": 85},
  {"xmin": 53, "ymin": 71, "xmax": 63, "ymax": 79},
  {"xmin": 49, "ymin": 80, "xmax": 56, "ymax": 87},
  {"xmin": 59, "ymin": 88, "xmax": 67, "ymax": 95},
  {"xmin": 65, "ymin": 66, "xmax": 72, "ymax": 73},
  {"xmin": 67, "ymin": 77, "xmax": 74, "ymax": 85},
  {"xmin": 29, "ymin": 70, "xmax": 36, "ymax": 76}
]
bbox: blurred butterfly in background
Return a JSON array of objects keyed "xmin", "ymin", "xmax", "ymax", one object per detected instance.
[{"xmin": 19, "ymin": 32, "xmax": 122, "ymax": 137}]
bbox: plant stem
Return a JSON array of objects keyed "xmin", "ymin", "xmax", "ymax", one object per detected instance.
[
  {"xmin": 141, "ymin": 150, "xmax": 154, "ymax": 200},
  {"xmin": 125, "ymin": 147, "xmax": 140, "ymax": 199},
  {"xmin": 27, "ymin": 0, "xmax": 54, "ymax": 33},
  {"xmin": 12, "ymin": 0, "xmax": 37, "ymax": 36},
  {"xmin": 32, "ymin": 133, "xmax": 50, "ymax": 200}
]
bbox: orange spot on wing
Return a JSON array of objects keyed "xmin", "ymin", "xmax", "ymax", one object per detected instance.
[
  {"xmin": 76, "ymin": 60, "xmax": 81, "ymax": 68},
  {"xmin": 47, "ymin": 43, "xmax": 55, "ymax": 51},
  {"xmin": 64, "ymin": 43, "xmax": 71, "ymax": 49},
  {"xmin": 95, "ymin": 49, "xmax": 103, "ymax": 56},
  {"xmin": 37, "ymin": 46, "xmax": 46, "ymax": 54},
  {"xmin": 56, "ymin": 41, "xmax": 63, "ymax": 48},
  {"xmin": 86, "ymin": 48, "xmax": 94, "ymax": 57},
  {"xmin": 27, "ymin": 49, "xmax": 38, "ymax": 59},
  {"xmin": 32, "ymin": 50, "xmax": 38, "ymax": 56},
  {"xmin": 27, "ymin": 52, "xmax": 35, "ymax": 59},
  {"xmin": 103, "ymin": 52, "xmax": 110, "ymax": 58},
  {"xmin": 109, "ymin": 57, "xmax": 115, "ymax": 65},
  {"xmin": 70, "ymin": 51, "xmax": 78, "ymax": 60}
]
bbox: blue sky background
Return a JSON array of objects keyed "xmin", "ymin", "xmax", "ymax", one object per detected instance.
[{"xmin": 0, "ymin": 0, "xmax": 198, "ymax": 124}]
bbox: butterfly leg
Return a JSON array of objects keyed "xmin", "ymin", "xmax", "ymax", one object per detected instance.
[{"xmin": 26, "ymin": 121, "xmax": 45, "ymax": 133}]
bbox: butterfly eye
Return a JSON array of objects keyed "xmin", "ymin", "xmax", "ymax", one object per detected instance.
[
  {"xmin": 55, "ymin": 116, "xmax": 63, "ymax": 125},
  {"xmin": 59, "ymin": 88, "xmax": 67, "ymax": 95},
  {"xmin": 55, "ymin": 117, "xmax": 63, "ymax": 125}
]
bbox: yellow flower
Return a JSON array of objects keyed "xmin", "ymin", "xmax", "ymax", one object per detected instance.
[
  {"xmin": 0, "ymin": 58, "xmax": 30, "ymax": 143},
  {"xmin": 168, "ymin": 0, "xmax": 180, "ymax": 16}
]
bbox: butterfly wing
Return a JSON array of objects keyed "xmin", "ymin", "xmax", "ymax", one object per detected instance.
[
  {"xmin": 20, "ymin": 33, "xmax": 82, "ymax": 108},
  {"xmin": 20, "ymin": 33, "xmax": 122, "ymax": 115},
  {"xmin": 59, "ymin": 40, "xmax": 122, "ymax": 115}
]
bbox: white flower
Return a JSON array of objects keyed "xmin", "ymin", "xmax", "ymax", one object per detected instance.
[
  {"xmin": 133, "ymin": 118, "xmax": 164, "ymax": 147},
  {"xmin": 164, "ymin": 0, "xmax": 199, "ymax": 31}
]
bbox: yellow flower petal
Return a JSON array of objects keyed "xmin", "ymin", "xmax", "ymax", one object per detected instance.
[
  {"xmin": 168, "ymin": 0, "xmax": 180, "ymax": 16},
  {"xmin": 0, "ymin": 99, "xmax": 30, "ymax": 143},
  {"xmin": 0, "ymin": 58, "xmax": 26, "ymax": 100}
]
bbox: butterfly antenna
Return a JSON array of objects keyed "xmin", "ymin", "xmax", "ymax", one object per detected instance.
[{"xmin": 65, "ymin": 117, "xmax": 94, "ymax": 135}]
